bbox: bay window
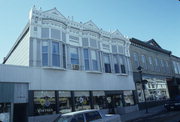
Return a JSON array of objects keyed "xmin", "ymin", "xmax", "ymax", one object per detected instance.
[
  {"xmin": 70, "ymin": 47, "xmax": 79, "ymax": 70},
  {"xmin": 104, "ymin": 54, "xmax": 111, "ymax": 73},
  {"xmin": 83, "ymin": 49, "xmax": 90, "ymax": 70},
  {"xmin": 42, "ymin": 41, "xmax": 49, "ymax": 66},
  {"xmin": 91, "ymin": 50, "xmax": 98, "ymax": 71},
  {"xmin": 113, "ymin": 55, "xmax": 120, "ymax": 73},
  {"xmin": 52, "ymin": 42, "xmax": 60, "ymax": 67},
  {"xmin": 119, "ymin": 56, "xmax": 126, "ymax": 74}
]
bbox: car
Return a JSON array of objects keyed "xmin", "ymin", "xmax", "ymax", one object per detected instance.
[
  {"xmin": 164, "ymin": 96, "xmax": 180, "ymax": 111},
  {"xmin": 53, "ymin": 109, "xmax": 121, "ymax": 122}
]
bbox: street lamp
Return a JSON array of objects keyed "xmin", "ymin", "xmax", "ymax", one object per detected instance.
[{"xmin": 137, "ymin": 66, "xmax": 149, "ymax": 114}]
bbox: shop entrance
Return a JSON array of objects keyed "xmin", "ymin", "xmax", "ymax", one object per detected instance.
[
  {"xmin": 106, "ymin": 92, "xmax": 124, "ymax": 114},
  {"xmin": 13, "ymin": 103, "xmax": 27, "ymax": 122}
]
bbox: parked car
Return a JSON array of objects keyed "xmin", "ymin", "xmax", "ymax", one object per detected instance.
[
  {"xmin": 164, "ymin": 96, "xmax": 180, "ymax": 111},
  {"xmin": 53, "ymin": 109, "xmax": 121, "ymax": 122}
]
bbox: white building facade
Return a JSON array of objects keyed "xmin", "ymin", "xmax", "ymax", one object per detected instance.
[{"xmin": 2, "ymin": 7, "xmax": 137, "ymax": 120}]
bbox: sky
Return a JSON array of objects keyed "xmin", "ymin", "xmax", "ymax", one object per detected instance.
[{"xmin": 0, "ymin": 0, "xmax": 180, "ymax": 63}]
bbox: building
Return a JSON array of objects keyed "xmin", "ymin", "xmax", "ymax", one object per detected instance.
[
  {"xmin": 129, "ymin": 38, "xmax": 173, "ymax": 109},
  {"xmin": 1, "ymin": 7, "xmax": 137, "ymax": 121},
  {"xmin": 169, "ymin": 55, "xmax": 180, "ymax": 97}
]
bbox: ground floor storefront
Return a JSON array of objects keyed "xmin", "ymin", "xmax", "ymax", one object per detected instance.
[
  {"xmin": 167, "ymin": 77, "xmax": 180, "ymax": 98},
  {"xmin": 28, "ymin": 90, "xmax": 138, "ymax": 117},
  {"xmin": 133, "ymin": 73, "xmax": 170, "ymax": 110},
  {"xmin": 0, "ymin": 82, "xmax": 28, "ymax": 122}
]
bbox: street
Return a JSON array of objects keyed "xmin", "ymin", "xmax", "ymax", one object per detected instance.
[{"xmin": 130, "ymin": 110, "xmax": 180, "ymax": 122}]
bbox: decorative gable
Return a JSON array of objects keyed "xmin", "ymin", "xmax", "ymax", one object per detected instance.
[
  {"xmin": 84, "ymin": 20, "xmax": 99, "ymax": 30},
  {"xmin": 146, "ymin": 39, "xmax": 161, "ymax": 48},
  {"xmin": 112, "ymin": 29, "xmax": 123, "ymax": 36},
  {"xmin": 112, "ymin": 29, "xmax": 125, "ymax": 39},
  {"xmin": 43, "ymin": 8, "xmax": 66, "ymax": 19}
]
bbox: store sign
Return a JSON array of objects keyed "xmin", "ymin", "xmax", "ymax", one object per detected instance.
[{"xmin": 34, "ymin": 91, "xmax": 56, "ymax": 115}]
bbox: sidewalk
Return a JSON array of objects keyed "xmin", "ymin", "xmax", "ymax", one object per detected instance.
[{"xmin": 120, "ymin": 105, "xmax": 165, "ymax": 122}]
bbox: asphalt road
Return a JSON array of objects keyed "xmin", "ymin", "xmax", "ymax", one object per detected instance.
[{"xmin": 131, "ymin": 110, "xmax": 180, "ymax": 122}]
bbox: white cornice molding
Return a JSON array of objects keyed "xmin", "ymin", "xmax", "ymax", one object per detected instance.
[{"xmin": 30, "ymin": 7, "xmax": 129, "ymax": 42}]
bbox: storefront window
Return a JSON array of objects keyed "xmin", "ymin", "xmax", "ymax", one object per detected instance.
[
  {"xmin": 93, "ymin": 91, "xmax": 106, "ymax": 109},
  {"xmin": 34, "ymin": 91, "xmax": 56, "ymax": 115},
  {"xmin": 124, "ymin": 91, "xmax": 135, "ymax": 106},
  {"xmin": 74, "ymin": 91, "xmax": 90, "ymax": 111},
  {"xmin": 0, "ymin": 103, "xmax": 10, "ymax": 122},
  {"xmin": 59, "ymin": 91, "xmax": 72, "ymax": 114}
]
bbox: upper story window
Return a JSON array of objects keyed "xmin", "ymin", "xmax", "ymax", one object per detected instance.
[
  {"xmin": 148, "ymin": 56, "xmax": 153, "ymax": 65},
  {"xmin": 82, "ymin": 38, "xmax": 89, "ymax": 47},
  {"xmin": 90, "ymin": 39, "xmax": 97, "ymax": 48},
  {"xmin": 173, "ymin": 61, "xmax": 178, "ymax": 74},
  {"xmin": 69, "ymin": 35, "xmax": 79, "ymax": 43},
  {"xmin": 141, "ymin": 55, "xmax": 146, "ymax": 63},
  {"xmin": 52, "ymin": 42, "xmax": 60, "ymax": 67},
  {"xmin": 70, "ymin": 47, "xmax": 79, "ymax": 64},
  {"xmin": 113, "ymin": 55, "xmax": 120, "ymax": 73},
  {"xmin": 119, "ymin": 56, "xmax": 126, "ymax": 74},
  {"xmin": 177, "ymin": 62, "xmax": 180, "ymax": 74},
  {"xmin": 51, "ymin": 29, "xmax": 60, "ymax": 40},
  {"xmin": 133, "ymin": 52, "xmax": 139, "ymax": 67},
  {"xmin": 155, "ymin": 58, "xmax": 158, "ymax": 66},
  {"xmin": 118, "ymin": 45, "xmax": 124, "ymax": 54},
  {"xmin": 42, "ymin": 41, "xmax": 49, "ymax": 66},
  {"xmin": 91, "ymin": 50, "xmax": 98, "ymax": 71},
  {"xmin": 83, "ymin": 48, "xmax": 90, "ymax": 70},
  {"xmin": 41, "ymin": 28, "xmax": 49, "ymax": 38},
  {"xmin": 160, "ymin": 59, "xmax": 164, "ymax": 67},
  {"xmin": 112, "ymin": 45, "xmax": 118, "ymax": 53},
  {"xmin": 165, "ymin": 61, "xmax": 169, "ymax": 68},
  {"xmin": 103, "ymin": 54, "xmax": 111, "ymax": 73},
  {"xmin": 141, "ymin": 55, "xmax": 147, "ymax": 69}
]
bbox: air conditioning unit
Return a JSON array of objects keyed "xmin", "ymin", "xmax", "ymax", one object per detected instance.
[{"xmin": 72, "ymin": 64, "xmax": 79, "ymax": 70}]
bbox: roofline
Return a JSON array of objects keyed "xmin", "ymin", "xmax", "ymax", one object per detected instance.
[
  {"xmin": 3, "ymin": 23, "xmax": 30, "ymax": 64},
  {"xmin": 130, "ymin": 38, "xmax": 172, "ymax": 55},
  {"xmin": 171, "ymin": 55, "xmax": 180, "ymax": 59}
]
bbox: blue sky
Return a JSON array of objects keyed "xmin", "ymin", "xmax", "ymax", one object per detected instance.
[{"xmin": 0, "ymin": 0, "xmax": 180, "ymax": 63}]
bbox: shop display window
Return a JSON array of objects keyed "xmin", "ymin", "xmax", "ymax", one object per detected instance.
[
  {"xmin": 34, "ymin": 91, "xmax": 56, "ymax": 115},
  {"xmin": 124, "ymin": 91, "xmax": 135, "ymax": 106},
  {"xmin": 93, "ymin": 91, "xmax": 106, "ymax": 109},
  {"xmin": 59, "ymin": 91, "xmax": 72, "ymax": 114},
  {"xmin": 74, "ymin": 91, "xmax": 90, "ymax": 111},
  {"xmin": 0, "ymin": 103, "xmax": 10, "ymax": 122}
]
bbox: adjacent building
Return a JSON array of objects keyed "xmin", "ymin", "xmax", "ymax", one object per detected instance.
[
  {"xmin": 1, "ymin": 7, "xmax": 137, "ymax": 122},
  {"xmin": 169, "ymin": 55, "xmax": 180, "ymax": 97},
  {"xmin": 129, "ymin": 38, "xmax": 173, "ymax": 109}
]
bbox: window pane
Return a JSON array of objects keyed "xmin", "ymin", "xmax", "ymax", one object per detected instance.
[
  {"xmin": 113, "ymin": 55, "xmax": 120, "ymax": 73},
  {"xmin": 34, "ymin": 91, "xmax": 56, "ymax": 115},
  {"xmin": 90, "ymin": 39, "xmax": 97, "ymax": 48},
  {"xmin": 104, "ymin": 54, "xmax": 111, "ymax": 73},
  {"xmin": 124, "ymin": 91, "xmax": 135, "ymax": 106},
  {"xmin": 63, "ymin": 44, "xmax": 66, "ymax": 68},
  {"xmin": 82, "ymin": 38, "xmax": 89, "ymax": 47},
  {"xmin": 70, "ymin": 47, "xmax": 79, "ymax": 65},
  {"xmin": 59, "ymin": 91, "xmax": 72, "ymax": 114},
  {"xmin": 74, "ymin": 91, "xmax": 90, "ymax": 111},
  {"xmin": 91, "ymin": 50, "xmax": 98, "ymax": 71},
  {"xmin": 52, "ymin": 42, "xmax": 60, "ymax": 67},
  {"xmin": 42, "ymin": 41, "xmax": 49, "ymax": 66},
  {"xmin": 114, "ymin": 64, "xmax": 120, "ymax": 73},
  {"xmin": 51, "ymin": 29, "xmax": 60, "ymax": 40},
  {"xmin": 93, "ymin": 91, "xmax": 106, "ymax": 109},
  {"xmin": 91, "ymin": 50, "xmax": 97, "ymax": 60},
  {"xmin": 84, "ymin": 49, "xmax": 90, "ymax": 70},
  {"xmin": 41, "ymin": 28, "xmax": 49, "ymax": 38}
]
